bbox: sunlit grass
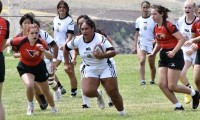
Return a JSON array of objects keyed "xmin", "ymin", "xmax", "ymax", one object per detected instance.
[{"xmin": 2, "ymin": 54, "xmax": 199, "ymax": 120}]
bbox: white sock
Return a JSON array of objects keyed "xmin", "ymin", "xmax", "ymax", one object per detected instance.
[
  {"xmin": 97, "ymin": 89, "xmax": 102, "ymax": 98},
  {"xmin": 174, "ymin": 102, "xmax": 182, "ymax": 108},
  {"xmin": 55, "ymin": 88, "xmax": 60, "ymax": 93},
  {"xmin": 190, "ymin": 89, "xmax": 196, "ymax": 96},
  {"xmin": 81, "ymin": 89, "xmax": 90, "ymax": 107},
  {"xmin": 28, "ymin": 101, "xmax": 34, "ymax": 107},
  {"xmin": 119, "ymin": 110, "xmax": 125, "ymax": 116}
]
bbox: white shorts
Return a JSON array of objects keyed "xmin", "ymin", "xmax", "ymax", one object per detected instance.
[
  {"xmin": 80, "ymin": 61, "xmax": 117, "ymax": 79},
  {"xmin": 183, "ymin": 50, "xmax": 197, "ymax": 64},
  {"xmin": 57, "ymin": 49, "xmax": 72, "ymax": 62},
  {"xmin": 137, "ymin": 42, "xmax": 153, "ymax": 54}
]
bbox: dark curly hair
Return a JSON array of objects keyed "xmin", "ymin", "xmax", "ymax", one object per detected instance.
[{"xmin": 0, "ymin": 1, "xmax": 2, "ymax": 13}]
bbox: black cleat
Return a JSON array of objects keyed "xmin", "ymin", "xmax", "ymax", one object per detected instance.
[
  {"xmin": 150, "ymin": 81, "xmax": 155, "ymax": 85},
  {"xmin": 174, "ymin": 106, "xmax": 184, "ymax": 111},
  {"xmin": 108, "ymin": 102, "xmax": 114, "ymax": 107},
  {"xmin": 192, "ymin": 90, "xmax": 199, "ymax": 109},
  {"xmin": 40, "ymin": 103, "xmax": 48, "ymax": 110},
  {"xmin": 82, "ymin": 104, "xmax": 89, "ymax": 108},
  {"xmin": 60, "ymin": 86, "xmax": 66, "ymax": 95},
  {"xmin": 71, "ymin": 92, "xmax": 77, "ymax": 97},
  {"xmin": 140, "ymin": 81, "xmax": 146, "ymax": 85}
]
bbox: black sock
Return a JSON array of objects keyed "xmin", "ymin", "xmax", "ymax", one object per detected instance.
[
  {"xmin": 57, "ymin": 81, "xmax": 61, "ymax": 87},
  {"xmin": 71, "ymin": 88, "xmax": 77, "ymax": 93},
  {"xmin": 39, "ymin": 94, "xmax": 47, "ymax": 104}
]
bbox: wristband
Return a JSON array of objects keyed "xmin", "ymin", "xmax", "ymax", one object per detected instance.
[{"xmin": 53, "ymin": 58, "xmax": 57, "ymax": 62}]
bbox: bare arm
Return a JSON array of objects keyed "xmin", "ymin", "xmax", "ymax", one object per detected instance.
[
  {"xmin": 43, "ymin": 50, "xmax": 53, "ymax": 60},
  {"xmin": 66, "ymin": 33, "xmax": 73, "ymax": 43},
  {"xmin": 187, "ymin": 33, "xmax": 200, "ymax": 44},
  {"xmin": 13, "ymin": 51, "xmax": 20, "ymax": 58},
  {"xmin": 4, "ymin": 39, "xmax": 11, "ymax": 50},
  {"xmin": 52, "ymin": 43, "xmax": 58, "ymax": 60},
  {"xmin": 172, "ymin": 31, "xmax": 185, "ymax": 54},
  {"xmin": 71, "ymin": 48, "xmax": 78, "ymax": 65},
  {"xmin": 166, "ymin": 31, "xmax": 185, "ymax": 58},
  {"xmin": 63, "ymin": 44, "xmax": 72, "ymax": 73},
  {"xmin": 133, "ymin": 31, "xmax": 139, "ymax": 53},
  {"xmin": 151, "ymin": 41, "xmax": 161, "ymax": 56}
]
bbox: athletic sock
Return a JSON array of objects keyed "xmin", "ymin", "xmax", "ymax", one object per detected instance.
[
  {"xmin": 39, "ymin": 94, "xmax": 47, "ymax": 104},
  {"xmin": 174, "ymin": 102, "xmax": 182, "ymax": 108},
  {"xmin": 190, "ymin": 89, "xmax": 196, "ymax": 96},
  {"xmin": 57, "ymin": 81, "xmax": 61, "ymax": 87}
]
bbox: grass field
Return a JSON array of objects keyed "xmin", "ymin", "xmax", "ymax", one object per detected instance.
[{"xmin": 2, "ymin": 54, "xmax": 199, "ymax": 120}]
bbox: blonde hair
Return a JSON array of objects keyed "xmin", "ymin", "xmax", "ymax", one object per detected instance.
[
  {"xmin": 183, "ymin": 0, "xmax": 197, "ymax": 14},
  {"xmin": 184, "ymin": 0, "xmax": 196, "ymax": 8},
  {"xmin": 27, "ymin": 24, "xmax": 39, "ymax": 33}
]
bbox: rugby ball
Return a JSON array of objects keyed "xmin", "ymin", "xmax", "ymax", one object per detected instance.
[{"xmin": 94, "ymin": 43, "xmax": 105, "ymax": 53}]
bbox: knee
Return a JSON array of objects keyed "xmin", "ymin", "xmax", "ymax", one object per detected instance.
[
  {"xmin": 82, "ymin": 89, "xmax": 93, "ymax": 97},
  {"xmin": 26, "ymin": 85, "xmax": 34, "ymax": 91},
  {"xmin": 158, "ymin": 81, "xmax": 166, "ymax": 89},
  {"xmin": 139, "ymin": 60, "xmax": 145, "ymax": 66},
  {"xmin": 167, "ymin": 84, "xmax": 176, "ymax": 91},
  {"xmin": 149, "ymin": 64, "xmax": 155, "ymax": 70},
  {"xmin": 107, "ymin": 89, "xmax": 120, "ymax": 99}
]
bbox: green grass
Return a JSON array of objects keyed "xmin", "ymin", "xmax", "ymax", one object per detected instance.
[{"xmin": 2, "ymin": 54, "xmax": 199, "ymax": 120}]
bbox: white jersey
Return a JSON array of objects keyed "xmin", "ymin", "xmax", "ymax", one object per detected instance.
[
  {"xmin": 39, "ymin": 29, "xmax": 54, "ymax": 47},
  {"xmin": 176, "ymin": 15, "xmax": 198, "ymax": 51},
  {"xmin": 66, "ymin": 33, "xmax": 113, "ymax": 67},
  {"xmin": 53, "ymin": 15, "xmax": 74, "ymax": 47},
  {"xmin": 176, "ymin": 15, "xmax": 198, "ymax": 41},
  {"xmin": 135, "ymin": 16, "xmax": 156, "ymax": 46},
  {"xmin": 39, "ymin": 29, "xmax": 55, "ymax": 70}
]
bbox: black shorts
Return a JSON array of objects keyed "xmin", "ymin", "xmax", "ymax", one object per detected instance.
[
  {"xmin": 158, "ymin": 49, "xmax": 184, "ymax": 70},
  {"xmin": 195, "ymin": 49, "xmax": 200, "ymax": 65},
  {"xmin": 17, "ymin": 60, "xmax": 49, "ymax": 82},
  {"xmin": 0, "ymin": 52, "xmax": 5, "ymax": 82}
]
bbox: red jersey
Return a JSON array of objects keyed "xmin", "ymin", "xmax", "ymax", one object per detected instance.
[
  {"xmin": 154, "ymin": 21, "xmax": 178, "ymax": 49},
  {"xmin": 10, "ymin": 36, "xmax": 48, "ymax": 66},
  {"xmin": 0, "ymin": 17, "xmax": 10, "ymax": 52},
  {"xmin": 191, "ymin": 19, "xmax": 200, "ymax": 48}
]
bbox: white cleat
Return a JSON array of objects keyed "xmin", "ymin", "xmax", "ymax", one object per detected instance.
[
  {"xmin": 51, "ymin": 107, "xmax": 58, "ymax": 114},
  {"xmin": 54, "ymin": 88, "xmax": 61, "ymax": 101},
  {"xmin": 27, "ymin": 102, "xmax": 34, "ymax": 115}
]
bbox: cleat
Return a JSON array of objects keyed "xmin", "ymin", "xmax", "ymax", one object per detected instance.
[
  {"xmin": 54, "ymin": 88, "xmax": 61, "ymax": 101},
  {"xmin": 40, "ymin": 103, "xmax": 48, "ymax": 110},
  {"xmin": 184, "ymin": 94, "xmax": 192, "ymax": 104},
  {"xmin": 140, "ymin": 81, "xmax": 146, "ymax": 85},
  {"xmin": 27, "ymin": 102, "xmax": 34, "ymax": 115},
  {"xmin": 60, "ymin": 86, "xmax": 66, "ymax": 95},
  {"xmin": 51, "ymin": 107, "xmax": 58, "ymax": 113},
  {"xmin": 82, "ymin": 104, "xmax": 89, "ymax": 108},
  {"xmin": 192, "ymin": 91, "xmax": 199, "ymax": 109},
  {"xmin": 174, "ymin": 106, "xmax": 184, "ymax": 111},
  {"xmin": 71, "ymin": 93, "xmax": 77, "ymax": 97},
  {"xmin": 97, "ymin": 91, "xmax": 105, "ymax": 110},
  {"xmin": 119, "ymin": 111, "xmax": 126, "ymax": 116},
  {"xmin": 108, "ymin": 102, "xmax": 114, "ymax": 107},
  {"xmin": 150, "ymin": 80, "xmax": 155, "ymax": 85},
  {"xmin": 71, "ymin": 91, "xmax": 77, "ymax": 97}
]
